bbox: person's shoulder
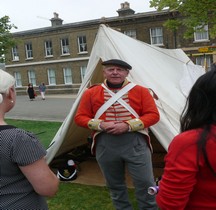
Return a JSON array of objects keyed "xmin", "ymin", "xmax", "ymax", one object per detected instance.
[
  {"xmin": 132, "ymin": 83, "xmax": 148, "ymax": 91},
  {"xmin": 13, "ymin": 127, "xmax": 37, "ymax": 139},
  {"xmin": 169, "ymin": 129, "xmax": 200, "ymax": 151},
  {"xmin": 87, "ymin": 83, "xmax": 101, "ymax": 89},
  {"xmin": 82, "ymin": 84, "xmax": 102, "ymax": 95},
  {"xmin": 131, "ymin": 84, "xmax": 154, "ymax": 95},
  {"xmin": 2, "ymin": 127, "xmax": 38, "ymax": 144}
]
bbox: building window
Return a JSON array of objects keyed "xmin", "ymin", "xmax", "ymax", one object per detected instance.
[
  {"xmin": 48, "ymin": 69, "xmax": 56, "ymax": 85},
  {"xmin": 150, "ymin": 27, "xmax": 163, "ymax": 45},
  {"xmin": 45, "ymin": 40, "xmax": 53, "ymax": 56},
  {"xmin": 194, "ymin": 25, "xmax": 209, "ymax": 42},
  {"xmin": 28, "ymin": 70, "xmax": 36, "ymax": 86},
  {"xmin": 124, "ymin": 30, "xmax": 137, "ymax": 39},
  {"xmin": 63, "ymin": 67, "xmax": 72, "ymax": 84},
  {"xmin": 25, "ymin": 43, "xmax": 33, "ymax": 59},
  {"xmin": 78, "ymin": 36, "xmax": 87, "ymax": 53},
  {"xmin": 80, "ymin": 65, "xmax": 87, "ymax": 82},
  {"xmin": 61, "ymin": 38, "xmax": 70, "ymax": 55},
  {"xmin": 11, "ymin": 46, "xmax": 19, "ymax": 61},
  {"xmin": 196, "ymin": 55, "xmax": 212, "ymax": 71},
  {"xmin": 14, "ymin": 72, "xmax": 22, "ymax": 87}
]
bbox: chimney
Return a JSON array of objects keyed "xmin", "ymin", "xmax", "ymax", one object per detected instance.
[
  {"xmin": 117, "ymin": 2, "xmax": 135, "ymax": 16},
  {"xmin": 50, "ymin": 12, "xmax": 63, "ymax": 27}
]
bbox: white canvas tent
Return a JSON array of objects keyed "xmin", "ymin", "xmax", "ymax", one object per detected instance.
[{"xmin": 46, "ymin": 24, "xmax": 204, "ymax": 164}]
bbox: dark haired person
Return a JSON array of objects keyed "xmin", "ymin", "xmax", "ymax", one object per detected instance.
[
  {"xmin": 75, "ymin": 59, "xmax": 160, "ymax": 210},
  {"xmin": 27, "ymin": 83, "xmax": 35, "ymax": 101},
  {"xmin": 156, "ymin": 64, "xmax": 216, "ymax": 209}
]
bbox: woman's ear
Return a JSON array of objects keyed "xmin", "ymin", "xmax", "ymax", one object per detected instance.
[
  {"xmin": 8, "ymin": 87, "xmax": 16, "ymax": 101},
  {"xmin": 0, "ymin": 93, "xmax": 3, "ymax": 104}
]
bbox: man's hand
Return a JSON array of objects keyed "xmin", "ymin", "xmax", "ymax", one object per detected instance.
[{"xmin": 100, "ymin": 121, "xmax": 129, "ymax": 135}]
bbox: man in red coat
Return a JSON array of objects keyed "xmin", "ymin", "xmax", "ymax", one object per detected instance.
[{"xmin": 75, "ymin": 59, "xmax": 160, "ymax": 210}]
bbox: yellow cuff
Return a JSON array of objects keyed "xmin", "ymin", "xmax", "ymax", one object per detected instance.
[
  {"xmin": 126, "ymin": 119, "xmax": 144, "ymax": 131},
  {"xmin": 88, "ymin": 119, "xmax": 103, "ymax": 131}
]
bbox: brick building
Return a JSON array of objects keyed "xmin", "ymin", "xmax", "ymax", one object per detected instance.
[{"xmin": 5, "ymin": 2, "xmax": 216, "ymax": 95}]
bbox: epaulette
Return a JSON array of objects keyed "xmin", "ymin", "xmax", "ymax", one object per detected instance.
[
  {"xmin": 88, "ymin": 84, "xmax": 101, "ymax": 89},
  {"xmin": 148, "ymin": 88, "xmax": 159, "ymax": 100}
]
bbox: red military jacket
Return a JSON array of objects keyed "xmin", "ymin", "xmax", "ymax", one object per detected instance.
[
  {"xmin": 75, "ymin": 81, "xmax": 159, "ymax": 128},
  {"xmin": 74, "ymin": 80, "xmax": 160, "ymax": 153}
]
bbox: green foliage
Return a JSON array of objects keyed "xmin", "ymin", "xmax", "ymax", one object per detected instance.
[
  {"xmin": 163, "ymin": 19, "xmax": 181, "ymax": 32},
  {"xmin": 149, "ymin": 0, "xmax": 216, "ymax": 38},
  {"xmin": 0, "ymin": 16, "xmax": 17, "ymax": 62}
]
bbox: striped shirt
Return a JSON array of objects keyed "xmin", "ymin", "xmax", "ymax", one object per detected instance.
[
  {"xmin": 104, "ymin": 88, "xmax": 133, "ymax": 121},
  {"xmin": 0, "ymin": 125, "xmax": 48, "ymax": 210}
]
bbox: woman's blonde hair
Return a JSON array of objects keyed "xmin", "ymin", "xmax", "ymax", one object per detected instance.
[{"xmin": 0, "ymin": 69, "xmax": 15, "ymax": 103}]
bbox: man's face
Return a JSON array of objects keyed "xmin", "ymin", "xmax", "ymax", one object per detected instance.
[{"xmin": 103, "ymin": 65, "xmax": 129, "ymax": 85}]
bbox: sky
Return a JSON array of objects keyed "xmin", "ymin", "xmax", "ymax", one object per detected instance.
[{"xmin": 1, "ymin": 0, "xmax": 155, "ymax": 32}]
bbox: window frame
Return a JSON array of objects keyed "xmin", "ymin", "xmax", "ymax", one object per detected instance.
[
  {"xmin": 195, "ymin": 55, "xmax": 212, "ymax": 71},
  {"xmin": 25, "ymin": 43, "xmax": 33, "ymax": 59},
  {"xmin": 80, "ymin": 65, "xmax": 87, "ymax": 82},
  {"xmin": 11, "ymin": 46, "xmax": 19, "ymax": 61},
  {"xmin": 77, "ymin": 35, "xmax": 87, "ymax": 53},
  {"xmin": 14, "ymin": 71, "xmax": 22, "ymax": 87},
  {"xmin": 150, "ymin": 27, "xmax": 164, "ymax": 46},
  {"xmin": 61, "ymin": 38, "xmax": 70, "ymax": 55},
  {"xmin": 194, "ymin": 24, "xmax": 209, "ymax": 42},
  {"xmin": 63, "ymin": 67, "xmax": 73, "ymax": 84},
  {"xmin": 28, "ymin": 70, "xmax": 36, "ymax": 86},
  {"xmin": 47, "ymin": 68, "xmax": 56, "ymax": 85},
  {"xmin": 45, "ymin": 40, "xmax": 53, "ymax": 57},
  {"xmin": 124, "ymin": 30, "xmax": 137, "ymax": 39}
]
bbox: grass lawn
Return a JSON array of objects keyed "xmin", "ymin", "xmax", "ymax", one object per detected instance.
[{"xmin": 5, "ymin": 119, "xmax": 140, "ymax": 210}]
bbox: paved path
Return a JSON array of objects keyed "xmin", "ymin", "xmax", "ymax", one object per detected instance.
[{"xmin": 6, "ymin": 94, "xmax": 77, "ymax": 122}]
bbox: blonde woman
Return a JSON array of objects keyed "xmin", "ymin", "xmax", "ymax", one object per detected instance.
[{"xmin": 0, "ymin": 69, "xmax": 59, "ymax": 209}]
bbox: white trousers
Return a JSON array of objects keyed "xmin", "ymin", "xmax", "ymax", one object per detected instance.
[{"xmin": 40, "ymin": 91, "xmax": 45, "ymax": 99}]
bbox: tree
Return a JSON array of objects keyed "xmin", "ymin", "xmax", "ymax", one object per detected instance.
[
  {"xmin": 0, "ymin": 16, "xmax": 17, "ymax": 63},
  {"xmin": 149, "ymin": 0, "xmax": 216, "ymax": 39}
]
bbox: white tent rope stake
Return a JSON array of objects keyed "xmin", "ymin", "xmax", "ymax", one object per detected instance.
[{"xmin": 46, "ymin": 24, "xmax": 205, "ymax": 163}]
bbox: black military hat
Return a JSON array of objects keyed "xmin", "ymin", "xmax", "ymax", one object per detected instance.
[
  {"xmin": 57, "ymin": 159, "xmax": 77, "ymax": 181},
  {"xmin": 102, "ymin": 59, "xmax": 132, "ymax": 70}
]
